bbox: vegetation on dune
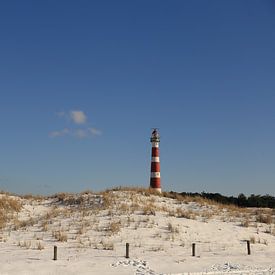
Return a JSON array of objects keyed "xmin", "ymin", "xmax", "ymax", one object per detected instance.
[
  {"xmin": 0, "ymin": 186, "xmax": 274, "ymax": 253},
  {"xmin": 175, "ymin": 192, "xmax": 275, "ymax": 209},
  {"xmin": 2, "ymin": 186, "xmax": 275, "ymax": 209},
  {"xmin": 0, "ymin": 195, "xmax": 22, "ymax": 228},
  {"xmin": 50, "ymin": 186, "xmax": 275, "ymax": 210},
  {"xmin": 107, "ymin": 186, "xmax": 275, "ymax": 209}
]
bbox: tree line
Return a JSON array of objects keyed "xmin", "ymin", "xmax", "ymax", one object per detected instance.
[{"xmin": 177, "ymin": 192, "xmax": 275, "ymax": 208}]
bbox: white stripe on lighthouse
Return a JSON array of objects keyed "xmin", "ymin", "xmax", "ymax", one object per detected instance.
[
  {"xmin": 151, "ymin": 142, "xmax": 159, "ymax": 148},
  {"xmin": 151, "ymin": 157, "xmax": 160, "ymax": 162},
  {"xmin": 151, "ymin": 172, "xmax": 160, "ymax": 178}
]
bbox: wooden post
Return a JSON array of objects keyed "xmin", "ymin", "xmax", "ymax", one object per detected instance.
[
  {"xmin": 126, "ymin": 243, "xmax": 129, "ymax": 258},
  {"xmin": 247, "ymin": 240, "xmax": 251, "ymax": 255},
  {"xmin": 53, "ymin": 245, "xmax": 57, "ymax": 260},
  {"xmin": 192, "ymin": 243, "xmax": 195, "ymax": 256}
]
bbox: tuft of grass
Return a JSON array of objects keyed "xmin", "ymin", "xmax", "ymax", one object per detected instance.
[
  {"xmin": 167, "ymin": 222, "xmax": 179, "ymax": 233},
  {"xmin": 52, "ymin": 192, "xmax": 70, "ymax": 203},
  {"xmin": 52, "ymin": 230, "xmax": 68, "ymax": 242},
  {"xmin": 102, "ymin": 241, "xmax": 114, "ymax": 250},
  {"xmin": 150, "ymin": 246, "xmax": 164, "ymax": 252},
  {"xmin": 250, "ymin": 236, "xmax": 256, "ymax": 244},
  {"xmin": 240, "ymin": 219, "xmax": 250, "ymax": 227},
  {"xmin": 176, "ymin": 208, "xmax": 195, "ymax": 219},
  {"xmin": 0, "ymin": 195, "xmax": 22, "ymax": 229},
  {"xmin": 18, "ymin": 240, "xmax": 31, "ymax": 249},
  {"xmin": 107, "ymin": 221, "xmax": 121, "ymax": 235},
  {"xmin": 263, "ymin": 239, "xmax": 268, "ymax": 245},
  {"xmin": 201, "ymin": 210, "xmax": 214, "ymax": 220},
  {"xmin": 130, "ymin": 202, "xmax": 140, "ymax": 213},
  {"xmin": 41, "ymin": 220, "xmax": 49, "ymax": 232},
  {"xmin": 21, "ymin": 194, "xmax": 45, "ymax": 201},
  {"xmin": 118, "ymin": 203, "xmax": 130, "ymax": 214},
  {"xmin": 256, "ymin": 214, "xmax": 272, "ymax": 224},
  {"xmin": 142, "ymin": 203, "xmax": 156, "ymax": 216},
  {"xmin": 264, "ymin": 226, "xmax": 272, "ymax": 234},
  {"xmin": 37, "ymin": 241, "xmax": 44, "ymax": 250},
  {"xmin": 95, "ymin": 240, "xmax": 114, "ymax": 250},
  {"xmin": 46, "ymin": 207, "xmax": 62, "ymax": 219},
  {"xmin": 0, "ymin": 212, "xmax": 7, "ymax": 229},
  {"xmin": 100, "ymin": 192, "xmax": 114, "ymax": 209},
  {"xmin": 77, "ymin": 225, "xmax": 86, "ymax": 235},
  {"xmin": 0, "ymin": 196, "xmax": 22, "ymax": 212}
]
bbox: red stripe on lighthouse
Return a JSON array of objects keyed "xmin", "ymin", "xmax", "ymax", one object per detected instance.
[
  {"xmin": 150, "ymin": 162, "xmax": 160, "ymax": 172},
  {"xmin": 150, "ymin": 177, "xmax": 161, "ymax": 188},
  {"xmin": 151, "ymin": 148, "xmax": 159, "ymax": 157}
]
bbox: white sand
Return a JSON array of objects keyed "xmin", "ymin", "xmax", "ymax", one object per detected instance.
[{"xmin": 0, "ymin": 190, "xmax": 274, "ymax": 274}]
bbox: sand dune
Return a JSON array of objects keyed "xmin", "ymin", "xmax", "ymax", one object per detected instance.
[{"xmin": 0, "ymin": 188, "xmax": 274, "ymax": 274}]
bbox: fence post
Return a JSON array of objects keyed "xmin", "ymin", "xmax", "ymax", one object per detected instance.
[
  {"xmin": 192, "ymin": 243, "xmax": 195, "ymax": 256},
  {"xmin": 246, "ymin": 240, "xmax": 251, "ymax": 255},
  {"xmin": 53, "ymin": 245, "xmax": 57, "ymax": 260},
  {"xmin": 126, "ymin": 243, "xmax": 130, "ymax": 258}
]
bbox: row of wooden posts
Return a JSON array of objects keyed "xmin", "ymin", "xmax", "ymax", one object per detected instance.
[
  {"xmin": 52, "ymin": 241, "xmax": 251, "ymax": 261},
  {"xmin": 53, "ymin": 243, "xmax": 130, "ymax": 261},
  {"xmin": 191, "ymin": 241, "xmax": 251, "ymax": 257}
]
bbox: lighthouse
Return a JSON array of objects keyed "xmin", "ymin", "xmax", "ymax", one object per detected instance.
[{"xmin": 150, "ymin": 129, "xmax": 161, "ymax": 193}]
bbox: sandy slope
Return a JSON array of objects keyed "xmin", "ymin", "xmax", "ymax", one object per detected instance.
[{"xmin": 0, "ymin": 190, "xmax": 274, "ymax": 274}]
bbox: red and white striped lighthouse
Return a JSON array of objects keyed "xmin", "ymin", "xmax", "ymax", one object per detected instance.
[{"xmin": 150, "ymin": 129, "xmax": 161, "ymax": 193}]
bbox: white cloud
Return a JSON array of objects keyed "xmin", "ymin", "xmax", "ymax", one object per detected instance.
[
  {"xmin": 50, "ymin": 110, "xmax": 102, "ymax": 139},
  {"xmin": 70, "ymin": 110, "xmax": 87, "ymax": 124},
  {"xmin": 49, "ymin": 127, "xmax": 102, "ymax": 139},
  {"xmin": 49, "ymin": 128, "xmax": 70, "ymax": 138},
  {"xmin": 73, "ymin": 128, "xmax": 102, "ymax": 138}
]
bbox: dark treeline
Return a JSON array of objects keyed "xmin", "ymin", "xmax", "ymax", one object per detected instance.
[{"xmin": 175, "ymin": 192, "xmax": 275, "ymax": 208}]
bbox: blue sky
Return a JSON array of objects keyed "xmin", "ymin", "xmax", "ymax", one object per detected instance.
[{"xmin": 0, "ymin": 1, "xmax": 275, "ymax": 195}]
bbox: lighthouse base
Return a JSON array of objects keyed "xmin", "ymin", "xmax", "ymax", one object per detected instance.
[{"xmin": 150, "ymin": 187, "xmax": 162, "ymax": 193}]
